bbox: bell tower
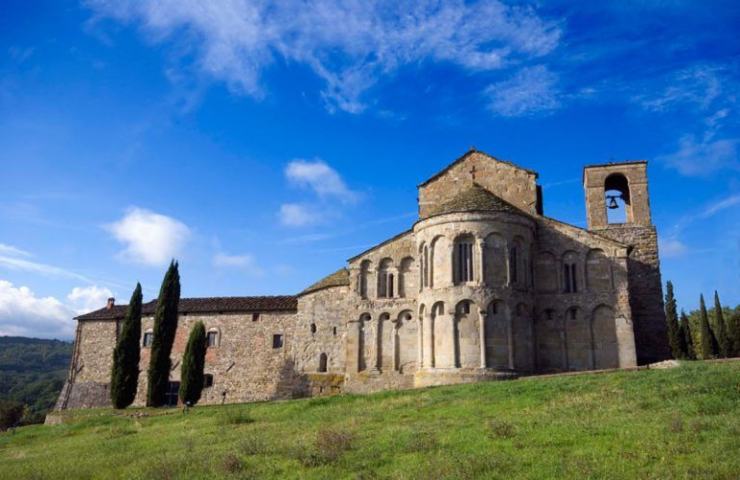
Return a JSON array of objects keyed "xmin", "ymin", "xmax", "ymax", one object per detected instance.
[{"xmin": 583, "ymin": 161, "xmax": 669, "ymax": 364}]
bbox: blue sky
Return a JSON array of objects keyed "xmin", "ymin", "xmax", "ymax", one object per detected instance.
[{"xmin": 1, "ymin": 0, "xmax": 738, "ymax": 339}]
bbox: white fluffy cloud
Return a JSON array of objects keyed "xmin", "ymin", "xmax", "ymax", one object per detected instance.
[
  {"xmin": 656, "ymin": 134, "xmax": 739, "ymax": 177},
  {"xmin": 86, "ymin": 0, "xmax": 560, "ymax": 112},
  {"xmin": 659, "ymin": 238, "xmax": 689, "ymax": 258},
  {"xmin": 285, "ymin": 159, "xmax": 357, "ymax": 202},
  {"xmin": 67, "ymin": 285, "xmax": 114, "ymax": 315},
  {"xmin": 279, "ymin": 203, "xmax": 324, "ymax": 227},
  {"xmin": 105, "ymin": 207, "xmax": 191, "ymax": 266},
  {"xmin": 484, "ymin": 65, "xmax": 560, "ymax": 117},
  {"xmin": 212, "ymin": 252, "xmax": 263, "ymax": 275},
  {"xmin": 0, "ymin": 280, "xmax": 76, "ymax": 339}
]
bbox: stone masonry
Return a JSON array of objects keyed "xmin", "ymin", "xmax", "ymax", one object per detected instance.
[{"xmin": 54, "ymin": 149, "xmax": 669, "ymax": 411}]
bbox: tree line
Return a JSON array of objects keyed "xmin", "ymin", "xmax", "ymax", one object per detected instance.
[
  {"xmin": 664, "ymin": 281, "xmax": 740, "ymax": 360},
  {"xmin": 110, "ymin": 260, "xmax": 208, "ymax": 409}
]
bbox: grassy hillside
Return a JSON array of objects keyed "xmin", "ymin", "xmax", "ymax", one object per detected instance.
[
  {"xmin": 0, "ymin": 336, "xmax": 72, "ymax": 424},
  {"xmin": 1, "ymin": 361, "xmax": 739, "ymax": 479}
]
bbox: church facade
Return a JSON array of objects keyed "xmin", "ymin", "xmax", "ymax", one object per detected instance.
[{"xmin": 55, "ymin": 150, "xmax": 669, "ymax": 410}]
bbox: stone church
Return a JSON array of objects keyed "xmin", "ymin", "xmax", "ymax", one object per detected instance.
[{"xmin": 55, "ymin": 150, "xmax": 669, "ymax": 410}]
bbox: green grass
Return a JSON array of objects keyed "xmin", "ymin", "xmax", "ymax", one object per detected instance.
[{"xmin": 1, "ymin": 361, "xmax": 739, "ymax": 479}]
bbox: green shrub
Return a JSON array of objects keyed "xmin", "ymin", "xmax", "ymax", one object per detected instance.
[{"xmin": 0, "ymin": 400, "xmax": 25, "ymax": 431}]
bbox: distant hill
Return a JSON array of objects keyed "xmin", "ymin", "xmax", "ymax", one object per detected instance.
[{"xmin": 0, "ymin": 336, "xmax": 72, "ymax": 424}]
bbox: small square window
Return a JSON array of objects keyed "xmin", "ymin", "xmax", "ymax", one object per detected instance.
[
  {"xmin": 272, "ymin": 334, "xmax": 283, "ymax": 349},
  {"xmin": 143, "ymin": 332, "xmax": 154, "ymax": 347},
  {"xmin": 207, "ymin": 331, "xmax": 218, "ymax": 347},
  {"xmin": 252, "ymin": 313, "xmax": 260, "ymax": 322},
  {"xmin": 203, "ymin": 374, "xmax": 214, "ymax": 388}
]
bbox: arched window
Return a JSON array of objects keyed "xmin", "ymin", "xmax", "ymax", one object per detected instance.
[
  {"xmin": 509, "ymin": 245, "xmax": 518, "ymax": 284},
  {"xmin": 318, "ymin": 353, "xmax": 328, "ymax": 372},
  {"xmin": 206, "ymin": 329, "xmax": 219, "ymax": 347},
  {"xmin": 399, "ymin": 257, "xmax": 415, "ymax": 298},
  {"xmin": 359, "ymin": 260, "xmax": 371, "ymax": 299},
  {"xmin": 562, "ymin": 251, "xmax": 579, "ymax": 293},
  {"xmin": 142, "ymin": 330, "xmax": 154, "ymax": 347},
  {"xmin": 377, "ymin": 258, "xmax": 394, "ymax": 298},
  {"xmin": 605, "ymin": 173, "xmax": 631, "ymax": 224},
  {"xmin": 453, "ymin": 235, "xmax": 475, "ymax": 284}
]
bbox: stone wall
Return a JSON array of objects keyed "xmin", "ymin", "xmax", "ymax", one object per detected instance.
[
  {"xmin": 418, "ymin": 151, "xmax": 539, "ymax": 218},
  {"xmin": 294, "ymin": 286, "xmax": 350, "ymax": 374},
  {"xmin": 594, "ymin": 225, "xmax": 669, "ymax": 364},
  {"xmin": 132, "ymin": 311, "xmax": 306, "ymax": 406}
]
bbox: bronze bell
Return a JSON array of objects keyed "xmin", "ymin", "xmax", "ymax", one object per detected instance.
[{"xmin": 607, "ymin": 195, "xmax": 619, "ymax": 209}]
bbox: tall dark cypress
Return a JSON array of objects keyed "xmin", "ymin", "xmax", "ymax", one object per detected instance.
[
  {"xmin": 179, "ymin": 321, "xmax": 207, "ymax": 405},
  {"xmin": 664, "ymin": 281, "xmax": 681, "ymax": 358},
  {"xmin": 698, "ymin": 294, "xmax": 715, "ymax": 359},
  {"xmin": 713, "ymin": 291, "xmax": 730, "ymax": 358},
  {"xmin": 678, "ymin": 310, "xmax": 695, "ymax": 360},
  {"xmin": 147, "ymin": 261, "xmax": 181, "ymax": 407},
  {"xmin": 110, "ymin": 283, "xmax": 143, "ymax": 409},
  {"xmin": 731, "ymin": 310, "xmax": 740, "ymax": 357}
]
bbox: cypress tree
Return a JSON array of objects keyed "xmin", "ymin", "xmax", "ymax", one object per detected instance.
[
  {"xmin": 678, "ymin": 310, "xmax": 695, "ymax": 360},
  {"xmin": 664, "ymin": 281, "xmax": 681, "ymax": 358},
  {"xmin": 147, "ymin": 260, "xmax": 181, "ymax": 407},
  {"xmin": 110, "ymin": 283, "xmax": 143, "ymax": 409},
  {"xmin": 731, "ymin": 310, "xmax": 740, "ymax": 357},
  {"xmin": 698, "ymin": 294, "xmax": 715, "ymax": 359},
  {"xmin": 179, "ymin": 321, "xmax": 207, "ymax": 405},
  {"xmin": 713, "ymin": 291, "xmax": 730, "ymax": 358}
]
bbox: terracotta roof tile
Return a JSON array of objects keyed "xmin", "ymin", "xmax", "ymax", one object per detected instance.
[
  {"xmin": 426, "ymin": 183, "xmax": 529, "ymax": 217},
  {"xmin": 76, "ymin": 296, "xmax": 297, "ymax": 320},
  {"xmin": 299, "ymin": 268, "xmax": 350, "ymax": 296}
]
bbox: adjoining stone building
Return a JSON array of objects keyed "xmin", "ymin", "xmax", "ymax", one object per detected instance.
[{"xmin": 55, "ymin": 150, "xmax": 670, "ymax": 410}]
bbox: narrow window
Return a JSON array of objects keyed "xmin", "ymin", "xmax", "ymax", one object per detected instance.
[
  {"xmin": 388, "ymin": 273, "xmax": 394, "ymax": 297},
  {"xmin": 203, "ymin": 374, "xmax": 214, "ymax": 388},
  {"xmin": 206, "ymin": 331, "xmax": 219, "ymax": 347},
  {"xmin": 454, "ymin": 237, "xmax": 474, "ymax": 284},
  {"xmin": 571, "ymin": 264, "xmax": 578, "ymax": 292},
  {"xmin": 310, "ymin": 323, "xmax": 317, "ymax": 334},
  {"xmin": 143, "ymin": 332, "xmax": 154, "ymax": 347},
  {"xmin": 318, "ymin": 353, "xmax": 328, "ymax": 372},
  {"xmin": 272, "ymin": 334, "xmax": 284, "ymax": 349},
  {"xmin": 252, "ymin": 313, "xmax": 260, "ymax": 322},
  {"xmin": 333, "ymin": 326, "xmax": 337, "ymax": 336},
  {"xmin": 509, "ymin": 247, "xmax": 518, "ymax": 283}
]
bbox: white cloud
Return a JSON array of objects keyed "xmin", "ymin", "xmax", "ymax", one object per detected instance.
[
  {"xmin": 0, "ymin": 280, "xmax": 75, "ymax": 339},
  {"xmin": 212, "ymin": 252, "xmax": 263, "ymax": 276},
  {"xmin": 700, "ymin": 193, "xmax": 740, "ymax": 218},
  {"xmin": 67, "ymin": 285, "xmax": 114, "ymax": 315},
  {"xmin": 285, "ymin": 159, "xmax": 357, "ymax": 202},
  {"xmin": 657, "ymin": 134, "xmax": 739, "ymax": 176},
  {"xmin": 635, "ymin": 65, "xmax": 724, "ymax": 113},
  {"xmin": 484, "ymin": 65, "xmax": 560, "ymax": 117},
  {"xmin": 105, "ymin": 207, "xmax": 190, "ymax": 266},
  {"xmin": 279, "ymin": 203, "xmax": 324, "ymax": 227},
  {"xmin": 0, "ymin": 255, "xmax": 93, "ymax": 283},
  {"xmin": 659, "ymin": 238, "xmax": 688, "ymax": 258},
  {"xmin": 0, "ymin": 243, "xmax": 31, "ymax": 257},
  {"xmin": 86, "ymin": 0, "xmax": 560, "ymax": 113}
]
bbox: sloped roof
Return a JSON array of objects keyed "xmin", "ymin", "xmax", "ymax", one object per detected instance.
[
  {"xmin": 418, "ymin": 148, "xmax": 538, "ymax": 188},
  {"xmin": 76, "ymin": 296, "xmax": 298, "ymax": 321},
  {"xmin": 299, "ymin": 268, "xmax": 350, "ymax": 296},
  {"xmin": 426, "ymin": 183, "xmax": 529, "ymax": 217},
  {"xmin": 346, "ymin": 228, "xmax": 414, "ymax": 263}
]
